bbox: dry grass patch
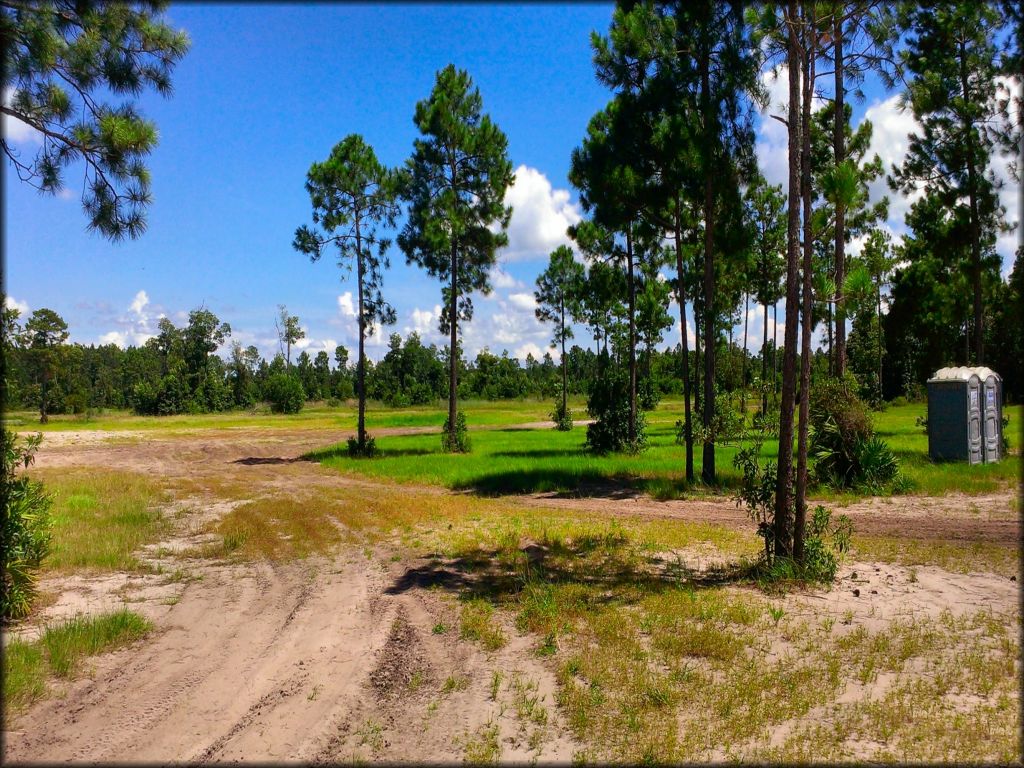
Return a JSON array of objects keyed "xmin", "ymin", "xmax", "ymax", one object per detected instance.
[
  {"xmin": 197, "ymin": 494, "xmax": 345, "ymax": 561},
  {"xmin": 853, "ymin": 535, "xmax": 1020, "ymax": 577},
  {"xmin": 29, "ymin": 469, "xmax": 168, "ymax": 573}
]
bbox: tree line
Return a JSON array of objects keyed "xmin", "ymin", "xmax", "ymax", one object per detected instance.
[{"xmin": 1, "ymin": 300, "xmax": 800, "ymax": 421}]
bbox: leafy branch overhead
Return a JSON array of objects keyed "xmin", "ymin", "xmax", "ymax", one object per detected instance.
[{"xmin": 1, "ymin": 0, "xmax": 189, "ymax": 240}]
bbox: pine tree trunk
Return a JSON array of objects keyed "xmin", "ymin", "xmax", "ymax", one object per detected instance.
[
  {"xmin": 626, "ymin": 221, "xmax": 637, "ymax": 447},
  {"xmin": 701, "ymin": 52, "xmax": 716, "ymax": 485},
  {"xmin": 356, "ymin": 216, "xmax": 367, "ymax": 449},
  {"xmin": 674, "ymin": 205, "xmax": 694, "ymax": 482},
  {"xmin": 762, "ymin": 299, "xmax": 769, "ymax": 415},
  {"xmin": 448, "ymin": 242, "xmax": 459, "ymax": 450},
  {"xmin": 794, "ymin": 10, "xmax": 816, "ymax": 565},
  {"xmin": 774, "ymin": 0, "xmax": 802, "ymax": 560},
  {"xmin": 960, "ymin": 38, "xmax": 985, "ymax": 364},
  {"xmin": 834, "ymin": 15, "xmax": 848, "ymax": 376},
  {"xmin": 742, "ymin": 291, "xmax": 750, "ymax": 417},
  {"xmin": 561, "ymin": 300, "xmax": 567, "ymax": 419}
]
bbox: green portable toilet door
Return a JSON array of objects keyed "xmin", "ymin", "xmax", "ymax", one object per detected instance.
[
  {"xmin": 967, "ymin": 375, "xmax": 983, "ymax": 465},
  {"xmin": 982, "ymin": 375, "xmax": 1000, "ymax": 462}
]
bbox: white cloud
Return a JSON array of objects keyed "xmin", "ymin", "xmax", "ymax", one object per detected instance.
[
  {"xmin": 862, "ymin": 93, "xmax": 922, "ymax": 224},
  {"xmin": 293, "ymin": 337, "xmax": 337, "ymax": 356},
  {"xmin": 99, "ymin": 331, "xmax": 127, "ymax": 347},
  {"xmin": 96, "ymin": 289, "xmax": 159, "ymax": 348},
  {"xmin": 514, "ymin": 342, "xmax": 557, "ymax": 363},
  {"xmin": 1, "ymin": 88, "xmax": 42, "ymax": 145},
  {"xmin": 337, "ymin": 292, "xmax": 356, "ymax": 318},
  {"xmin": 507, "ymin": 292, "xmax": 537, "ymax": 312},
  {"xmin": 500, "ymin": 165, "xmax": 582, "ymax": 262},
  {"xmin": 4, "ymin": 295, "xmax": 29, "ymax": 315},
  {"xmin": 755, "ymin": 64, "xmax": 828, "ymax": 190},
  {"xmin": 490, "ymin": 266, "xmax": 520, "ymax": 290},
  {"xmin": 404, "ymin": 304, "xmax": 444, "ymax": 343},
  {"xmin": 130, "ymin": 289, "xmax": 149, "ymax": 316}
]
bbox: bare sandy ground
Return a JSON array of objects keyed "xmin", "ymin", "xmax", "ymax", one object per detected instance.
[{"xmin": 3, "ymin": 426, "xmax": 1020, "ymax": 763}]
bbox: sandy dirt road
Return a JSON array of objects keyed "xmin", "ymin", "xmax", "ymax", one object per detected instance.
[{"xmin": 3, "ymin": 426, "xmax": 1019, "ymax": 763}]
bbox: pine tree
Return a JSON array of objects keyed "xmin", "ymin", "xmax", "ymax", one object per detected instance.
[
  {"xmin": 294, "ymin": 135, "xmax": 400, "ymax": 455},
  {"xmin": 890, "ymin": 1, "xmax": 1013, "ymax": 364},
  {"xmin": 2, "ymin": 1, "xmax": 190, "ymax": 239},
  {"xmin": 399, "ymin": 65, "xmax": 513, "ymax": 452}
]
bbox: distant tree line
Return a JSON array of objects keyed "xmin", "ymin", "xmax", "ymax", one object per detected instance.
[{"xmin": 2, "ymin": 300, "xmax": 826, "ymax": 420}]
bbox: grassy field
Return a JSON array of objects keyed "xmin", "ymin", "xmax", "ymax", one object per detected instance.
[
  {"xmin": 311, "ymin": 402, "xmax": 1022, "ymax": 498},
  {"xmin": 2, "ymin": 397, "xmax": 575, "ymax": 433}
]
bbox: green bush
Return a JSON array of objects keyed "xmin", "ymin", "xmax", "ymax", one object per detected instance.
[
  {"xmin": 441, "ymin": 411, "xmax": 470, "ymax": 453},
  {"xmin": 585, "ymin": 365, "xmax": 646, "ymax": 454},
  {"xmin": 347, "ymin": 435, "xmax": 378, "ymax": 458},
  {"xmin": 265, "ymin": 374, "xmax": 305, "ymax": 414},
  {"xmin": 809, "ymin": 377, "xmax": 901, "ymax": 491},
  {"xmin": 550, "ymin": 400, "xmax": 573, "ymax": 431},
  {"xmin": 690, "ymin": 386, "xmax": 745, "ymax": 445},
  {"xmin": 2, "ymin": 432, "xmax": 52, "ymax": 621}
]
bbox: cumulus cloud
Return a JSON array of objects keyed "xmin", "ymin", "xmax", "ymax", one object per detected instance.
[
  {"xmin": 294, "ymin": 336, "xmax": 337, "ymax": 355},
  {"xmin": 755, "ymin": 65, "xmax": 828, "ymax": 189},
  {"xmin": 4, "ymin": 295, "xmax": 29, "ymax": 316},
  {"xmin": 507, "ymin": 292, "xmax": 537, "ymax": 312},
  {"xmin": 500, "ymin": 165, "xmax": 582, "ymax": 262},
  {"xmin": 489, "ymin": 266, "xmax": 520, "ymax": 290},
  {"xmin": 337, "ymin": 292, "xmax": 356, "ymax": 318},
  {"xmin": 862, "ymin": 93, "xmax": 922, "ymax": 224},
  {"xmin": 96, "ymin": 289, "xmax": 161, "ymax": 348},
  {"xmin": 514, "ymin": 341, "xmax": 557, "ymax": 362}
]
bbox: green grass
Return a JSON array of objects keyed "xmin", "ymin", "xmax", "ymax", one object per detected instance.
[
  {"xmin": 3, "ymin": 397, "xmax": 579, "ymax": 433},
  {"xmin": 3, "ymin": 609, "xmax": 152, "ymax": 719},
  {"xmin": 312, "ymin": 402, "xmax": 1022, "ymax": 498},
  {"xmin": 30, "ymin": 469, "xmax": 169, "ymax": 572}
]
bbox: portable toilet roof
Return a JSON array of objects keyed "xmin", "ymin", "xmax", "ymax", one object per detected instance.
[{"xmin": 927, "ymin": 366, "xmax": 999, "ymax": 382}]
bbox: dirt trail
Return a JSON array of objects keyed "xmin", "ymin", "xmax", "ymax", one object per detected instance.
[
  {"xmin": 4, "ymin": 425, "xmax": 1018, "ymax": 762},
  {"xmin": 6, "ymin": 551, "xmax": 575, "ymax": 763}
]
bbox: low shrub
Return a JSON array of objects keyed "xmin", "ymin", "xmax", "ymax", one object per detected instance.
[
  {"xmin": 690, "ymin": 387, "xmax": 745, "ymax": 445},
  {"xmin": 585, "ymin": 364, "xmax": 646, "ymax": 454},
  {"xmin": 809, "ymin": 377, "xmax": 902, "ymax": 491},
  {"xmin": 441, "ymin": 411, "xmax": 470, "ymax": 453},
  {"xmin": 347, "ymin": 435, "xmax": 378, "ymax": 458},
  {"xmin": 265, "ymin": 374, "xmax": 305, "ymax": 414},
  {"xmin": 2, "ymin": 432, "xmax": 52, "ymax": 621},
  {"xmin": 550, "ymin": 400, "xmax": 573, "ymax": 431}
]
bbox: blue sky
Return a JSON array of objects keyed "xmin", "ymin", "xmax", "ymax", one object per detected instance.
[{"xmin": 4, "ymin": 4, "xmax": 1019, "ymax": 364}]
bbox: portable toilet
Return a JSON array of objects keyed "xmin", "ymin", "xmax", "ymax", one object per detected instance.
[
  {"xmin": 926, "ymin": 366, "xmax": 1002, "ymax": 463},
  {"xmin": 976, "ymin": 367, "xmax": 1003, "ymax": 463}
]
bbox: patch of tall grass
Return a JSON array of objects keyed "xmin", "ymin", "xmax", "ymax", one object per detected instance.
[
  {"xmin": 3, "ymin": 608, "xmax": 152, "ymax": 719},
  {"xmin": 30, "ymin": 469, "xmax": 168, "ymax": 572}
]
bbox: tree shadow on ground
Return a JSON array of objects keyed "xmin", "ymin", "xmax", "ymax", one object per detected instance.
[
  {"xmin": 303, "ymin": 445, "xmax": 435, "ymax": 461},
  {"xmin": 232, "ymin": 456, "xmax": 312, "ymax": 465},
  {"xmin": 488, "ymin": 449, "xmax": 584, "ymax": 460},
  {"xmin": 451, "ymin": 468, "xmax": 647, "ymax": 497},
  {"xmin": 385, "ymin": 535, "xmax": 756, "ymax": 607}
]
